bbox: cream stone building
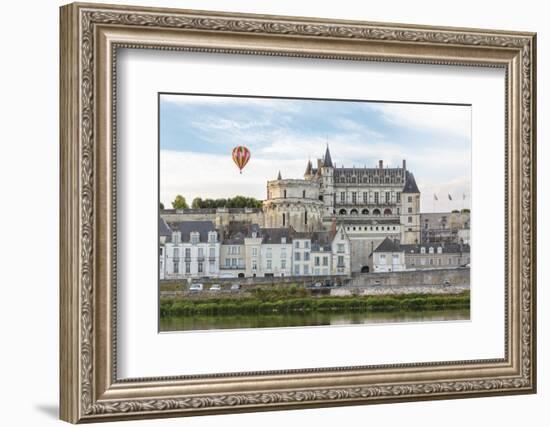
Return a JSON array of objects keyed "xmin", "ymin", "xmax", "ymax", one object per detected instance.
[
  {"xmin": 370, "ymin": 237, "xmax": 470, "ymax": 272},
  {"xmin": 263, "ymin": 146, "xmax": 421, "ymax": 273}
]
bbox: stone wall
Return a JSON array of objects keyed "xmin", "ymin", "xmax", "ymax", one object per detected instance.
[
  {"xmin": 161, "ymin": 209, "xmax": 264, "ymax": 229},
  {"xmin": 349, "ymin": 267, "xmax": 469, "ymax": 287}
]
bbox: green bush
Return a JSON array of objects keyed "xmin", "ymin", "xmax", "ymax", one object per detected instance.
[{"xmin": 159, "ymin": 291, "xmax": 470, "ymax": 318}]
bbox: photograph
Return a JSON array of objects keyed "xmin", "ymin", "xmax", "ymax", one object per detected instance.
[{"xmin": 158, "ymin": 94, "xmax": 472, "ymax": 332}]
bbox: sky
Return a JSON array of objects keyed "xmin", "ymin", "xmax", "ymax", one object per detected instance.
[{"xmin": 160, "ymin": 94, "xmax": 471, "ymax": 213}]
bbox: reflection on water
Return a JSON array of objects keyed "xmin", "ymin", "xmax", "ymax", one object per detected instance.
[{"xmin": 160, "ymin": 309, "xmax": 470, "ymax": 332}]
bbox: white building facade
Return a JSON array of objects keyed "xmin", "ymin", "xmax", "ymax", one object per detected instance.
[
  {"xmin": 159, "ymin": 220, "xmax": 352, "ymax": 280},
  {"xmin": 162, "ymin": 221, "xmax": 220, "ymax": 280}
]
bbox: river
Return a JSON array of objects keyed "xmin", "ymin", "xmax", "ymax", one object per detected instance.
[{"xmin": 160, "ymin": 309, "xmax": 470, "ymax": 332}]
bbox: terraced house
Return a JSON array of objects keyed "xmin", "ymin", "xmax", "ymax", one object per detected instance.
[{"xmin": 159, "ymin": 219, "xmax": 351, "ymax": 280}]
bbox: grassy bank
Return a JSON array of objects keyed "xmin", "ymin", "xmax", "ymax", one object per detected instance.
[{"xmin": 160, "ymin": 291, "xmax": 470, "ymax": 317}]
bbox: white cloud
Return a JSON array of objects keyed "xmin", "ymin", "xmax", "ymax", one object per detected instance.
[
  {"xmin": 162, "ymin": 93, "xmax": 303, "ymax": 113},
  {"xmin": 369, "ymin": 103, "xmax": 471, "ymax": 139},
  {"xmin": 161, "ymin": 144, "xmax": 471, "ymax": 214},
  {"xmin": 418, "ymin": 176, "xmax": 471, "ymax": 213},
  {"xmin": 160, "ymin": 150, "xmax": 306, "ymax": 206},
  {"xmin": 161, "ymin": 96, "xmax": 471, "ymax": 213}
]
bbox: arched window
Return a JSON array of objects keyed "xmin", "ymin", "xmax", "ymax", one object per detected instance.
[
  {"xmin": 373, "ymin": 208, "xmax": 381, "ymax": 216},
  {"xmin": 361, "ymin": 209, "xmax": 369, "ymax": 215},
  {"xmin": 350, "ymin": 209, "xmax": 358, "ymax": 215},
  {"xmin": 302, "ymin": 190, "xmax": 306, "ymax": 198},
  {"xmin": 283, "ymin": 190, "xmax": 287, "ymax": 198},
  {"xmin": 384, "ymin": 208, "xmax": 392, "ymax": 216},
  {"xmin": 339, "ymin": 209, "xmax": 347, "ymax": 215}
]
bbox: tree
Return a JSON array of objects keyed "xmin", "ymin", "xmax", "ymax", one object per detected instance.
[
  {"xmin": 171, "ymin": 194, "xmax": 188, "ymax": 209},
  {"xmin": 461, "ymin": 208, "xmax": 471, "ymax": 214},
  {"xmin": 191, "ymin": 197, "xmax": 203, "ymax": 209},
  {"xmin": 159, "ymin": 202, "xmax": 165, "ymax": 210},
  {"xmin": 189, "ymin": 195, "xmax": 263, "ymax": 209}
]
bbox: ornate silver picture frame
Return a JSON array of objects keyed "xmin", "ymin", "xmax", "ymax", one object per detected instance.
[{"xmin": 60, "ymin": 2, "xmax": 536, "ymax": 423}]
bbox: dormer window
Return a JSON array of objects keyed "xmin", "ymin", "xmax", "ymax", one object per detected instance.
[
  {"xmin": 437, "ymin": 247, "xmax": 443, "ymax": 254},
  {"xmin": 190, "ymin": 231, "xmax": 199, "ymax": 245},
  {"xmin": 281, "ymin": 237, "xmax": 286, "ymax": 244},
  {"xmin": 429, "ymin": 247, "xmax": 434, "ymax": 254},
  {"xmin": 208, "ymin": 231, "xmax": 217, "ymax": 243},
  {"xmin": 172, "ymin": 231, "xmax": 181, "ymax": 244},
  {"xmin": 420, "ymin": 247, "xmax": 426, "ymax": 254}
]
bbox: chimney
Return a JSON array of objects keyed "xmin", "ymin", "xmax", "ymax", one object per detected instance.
[
  {"xmin": 379, "ymin": 160, "xmax": 383, "ymax": 169},
  {"xmin": 330, "ymin": 217, "xmax": 337, "ymax": 238},
  {"xmin": 402, "ymin": 159, "xmax": 406, "ymax": 170}
]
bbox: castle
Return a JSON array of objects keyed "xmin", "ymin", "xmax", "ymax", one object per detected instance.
[
  {"xmin": 161, "ymin": 146, "xmax": 421, "ymax": 274},
  {"xmin": 264, "ymin": 146, "xmax": 420, "ymax": 240}
]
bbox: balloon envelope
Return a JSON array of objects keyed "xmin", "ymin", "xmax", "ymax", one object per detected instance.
[{"xmin": 232, "ymin": 146, "xmax": 251, "ymax": 173}]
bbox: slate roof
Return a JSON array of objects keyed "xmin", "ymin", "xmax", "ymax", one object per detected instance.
[
  {"xmin": 373, "ymin": 237, "xmax": 402, "ymax": 253},
  {"xmin": 402, "ymin": 171, "xmax": 420, "ymax": 193},
  {"xmin": 401, "ymin": 243, "xmax": 470, "ymax": 254},
  {"xmin": 167, "ymin": 220, "xmax": 216, "ymax": 243},
  {"xmin": 304, "ymin": 159, "xmax": 312, "ymax": 175},
  {"xmin": 222, "ymin": 221, "xmax": 261, "ymax": 244},
  {"xmin": 260, "ymin": 228, "xmax": 294, "ymax": 244},
  {"xmin": 159, "ymin": 216, "xmax": 172, "ymax": 237},
  {"xmin": 293, "ymin": 231, "xmax": 332, "ymax": 251},
  {"xmin": 373, "ymin": 236, "xmax": 470, "ymax": 254},
  {"xmin": 323, "ymin": 146, "xmax": 333, "ymax": 168}
]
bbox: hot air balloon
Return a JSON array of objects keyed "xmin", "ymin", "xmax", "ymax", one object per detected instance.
[{"xmin": 232, "ymin": 146, "xmax": 251, "ymax": 174}]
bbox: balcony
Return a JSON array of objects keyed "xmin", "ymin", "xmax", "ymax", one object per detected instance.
[{"xmin": 221, "ymin": 265, "xmax": 245, "ymax": 270}]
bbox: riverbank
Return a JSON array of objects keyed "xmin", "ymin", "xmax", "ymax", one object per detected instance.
[{"xmin": 160, "ymin": 290, "xmax": 470, "ymax": 317}]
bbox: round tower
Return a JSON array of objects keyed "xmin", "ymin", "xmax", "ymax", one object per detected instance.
[{"xmin": 263, "ymin": 173, "xmax": 323, "ymax": 232}]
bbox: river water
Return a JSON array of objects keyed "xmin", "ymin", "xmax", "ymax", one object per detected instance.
[{"xmin": 160, "ymin": 309, "xmax": 470, "ymax": 332}]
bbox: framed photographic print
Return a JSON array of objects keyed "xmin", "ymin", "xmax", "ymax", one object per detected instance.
[{"xmin": 60, "ymin": 2, "xmax": 537, "ymax": 423}]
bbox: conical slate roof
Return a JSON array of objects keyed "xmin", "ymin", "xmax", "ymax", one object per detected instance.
[
  {"xmin": 304, "ymin": 159, "xmax": 312, "ymax": 175},
  {"xmin": 402, "ymin": 171, "xmax": 420, "ymax": 193},
  {"xmin": 277, "ymin": 171, "xmax": 282, "ymax": 180},
  {"xmin": 323, "ymin": 145, "xmax": 333, "ymax": 168}
]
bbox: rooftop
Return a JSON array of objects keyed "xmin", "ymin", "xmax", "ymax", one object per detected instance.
[{"xmin": 166, "ymin": 220, "xmax": 217, "ymax": 243}]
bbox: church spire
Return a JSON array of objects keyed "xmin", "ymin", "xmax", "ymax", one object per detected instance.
[
  {"xmin": 323, "ymin": 145, "xmax": 333, "ymax": 168},
  {"xmin": 277, "ymin": 170, "xmax": 282, "ymax": 180},
  {"xmin": 304, "ymin": 159, "xmax": 312, "ymax": 176}
]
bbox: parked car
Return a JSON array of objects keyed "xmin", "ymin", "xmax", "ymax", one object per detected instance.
[
  {"xmin": 230, "ymin": 283, "xmax": 241, "ymax": 291},
  {"xmin": 310, "ymin": 282, "xmax": 322, "ymax": 288},
  {"xmin": 189, "ymin": 283, "xmax": 203, "ymax": 292},
  {"xmin": 209, "ymin": 284, "xmax": 221, "ymax": 292},
  {"xmin": 443, "ymin": 279, "xmax": 451, "ymax": 287}
]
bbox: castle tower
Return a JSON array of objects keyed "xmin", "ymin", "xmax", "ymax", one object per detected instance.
[
  {"xmin": 262, "ymin": 171, "xmax": 324, "ymax": 232},
  {"xmin": 320, "ymin": 145, "xmax": 335, "ymax": 217},
  {"xmin": 400, "ymin": 170, "xmax": 421, "ymax": 244}
]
